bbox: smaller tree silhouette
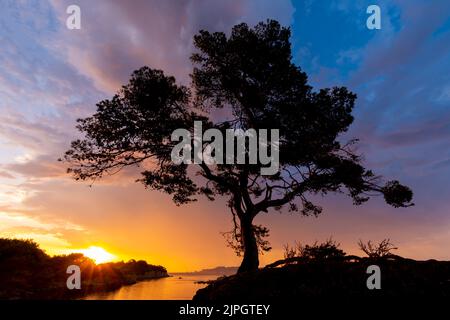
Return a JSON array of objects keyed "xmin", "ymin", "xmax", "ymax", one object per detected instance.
[
  {"xmin": 283, "ymin": 238, "xmax": 346, "ymax": 261},
  {"xmin": 358, "ymin": 239, "xmax": 398, "ymax": 258}
]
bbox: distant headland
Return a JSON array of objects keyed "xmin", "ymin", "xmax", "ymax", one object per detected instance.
[
  {"xmin": 0, "ymin": 238, "xmax": 168, "ymax": 299},
  {"xmin": 172, "ymin": 266, "xmax": 238, "ymax": 277}
]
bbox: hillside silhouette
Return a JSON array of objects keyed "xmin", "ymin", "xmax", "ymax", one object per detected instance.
[
  {"xmin": 0, "ymin": 238, "xmax": 167, "ymax": 299},
  {"xmin": 194, "ymin": 239, "xmax": 450, "ymax": 300}
]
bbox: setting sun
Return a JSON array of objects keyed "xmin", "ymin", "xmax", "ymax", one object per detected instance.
[{"xmin": 81, "ymin": 246, "xmax": 116, "ymax": 264}]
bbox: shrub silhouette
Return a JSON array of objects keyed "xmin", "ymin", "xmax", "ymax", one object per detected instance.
[{"xmin": 283, "ymin": 238, "xmax": 346, "ymax": 261}]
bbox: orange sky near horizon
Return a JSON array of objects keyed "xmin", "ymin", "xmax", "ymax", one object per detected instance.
[{"xmin": 2, "ymin": 172, "xmax": 449, "ymax": 272}]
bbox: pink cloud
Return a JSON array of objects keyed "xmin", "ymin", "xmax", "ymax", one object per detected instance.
[{"xmin": 50, "ymin": 0, "xmax": 294, "ymax": 92}]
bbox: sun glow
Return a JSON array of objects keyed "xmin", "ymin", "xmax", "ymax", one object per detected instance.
[{"xmin": 81, "ymin": 246, "xmax": 116, "ymax": 264}]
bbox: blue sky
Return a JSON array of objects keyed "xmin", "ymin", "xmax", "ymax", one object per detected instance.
[{"xmin": 0, "ymin": 0, "xmax": 450, "ymax": 270}]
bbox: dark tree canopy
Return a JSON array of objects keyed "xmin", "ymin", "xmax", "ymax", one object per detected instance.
[{"xmin": 63, "ymin": 20, "xmax": 413, "ymax": 273}]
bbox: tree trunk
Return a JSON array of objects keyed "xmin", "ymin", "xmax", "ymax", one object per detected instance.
[{"xmin": 237, "ymin": 216, "xmax": 259, "ymax": 273}]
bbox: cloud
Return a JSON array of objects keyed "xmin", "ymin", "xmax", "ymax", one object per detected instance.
[
  {"xmin": 0, "ymin": 210, "xmax": 85, "ymax": 231},
  {"xmin": 0, "ymin": 209, "xmax": 87, "ymax": 255},
  {"xmin": 5, "ymin": 154, "xmax": 67, "ymax": 179},
  {"xmin": 0, "ymin": 211, "xmax": 56, "ymax": 231},
  {"xmin": 0, "ymin": 171, "xmax": 14, "ymax": 179},
  {"xmin": 1, "ymin": 230, "xmax": 73, "ymax": 254},
  {"xmin": 50, "ymin": 0, "xmax": 294, "ymax": 92},
  {"xmin": 330, "ymin": 1, "xmax": 450, "ymax": 178},
  {"xmin": 0, "ymin": 0, "xmax": 295, "ymax": 179}
]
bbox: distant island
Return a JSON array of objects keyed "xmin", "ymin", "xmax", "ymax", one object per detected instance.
[
  {"xmin": 172, "ymin": 266, "xmax": 238, "ymax": 277},
  {"xmin": 0, "ymin": 238, "xmax": 168, "ymax": 299}
]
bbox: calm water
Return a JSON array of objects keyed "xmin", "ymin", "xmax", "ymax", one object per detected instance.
[{"xmin": 83, "ymin": 274, "xmax": 218, "ymax": 300}]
